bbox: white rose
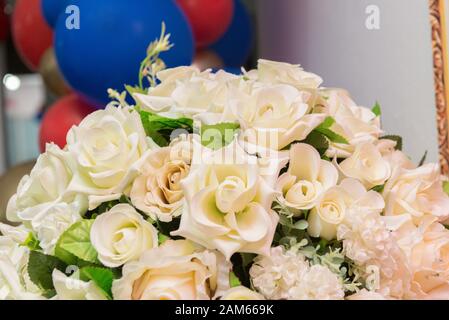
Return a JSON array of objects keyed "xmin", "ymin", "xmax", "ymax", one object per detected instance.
[
  {"xmin": 230, "ymin": 82, "xmax": 326, "ymax": 150},
  {"xmin": 112, "ymin": 240, "xmax": 231, "ymax": 300},
  {"xmin": 317, "ymin": 89, "xmax": 382, "ymax": 158},
  {"xmin": 52, "ymin": 269, "xmax": 107, "ymax": 300},
  {"xmin": 255, "ymin": 59, "xmax": 323, "ymax": 89},
  {"xmin": 336, "ymin": 142, "xmax": 391, "ymax": 189},
  {"xmin": 134, "ymin": 67, "xmax": 239, "ymax": 120},
  {"xmin": 0, "ymin": 236, "xmax": 43, "ymax": 300},
  {"xmin": 32, "ymin": 202, "xmax": 82, "ymax": 255},
  {"xmin": 6, "ymin": 143, "xmax": 87, "ymax": 224},
  {"xmin": 90, "ymin": 204, "xmax": 158, "ymax": 268},
  {"xmin": 383, "ymin": 163, "xmax": 449, "ymax": 224},
  {"xmin": 0, "ymin": 224, "xmax": 29, "ymax": 244},
  {"xmin": 377, "ymin": 139, "xmax": 415, "ymax": 171},
  {"xmin": 66, "ymin": 106, "xmax": 149, "ymax": 210},
  {"xmin": 276, "ymin": 143, "xmax": 338, "ymax": 213},
  {"xmin": 220, "ymin": 286, "xmax": 264, "ymax": 300},
  {"xmin": 133, "ymin": 66, "xmax": 201, "ymax": 113},
  {"xmin": 172, "ymin": 140, "xmax": 284, "ymax": 260},
  {"xmin": 130, "ymin": 137, "xmax": 192, "ymax": 222},
  {"xmin": 308, "ymin": 179, "xmax": 385, "ymax": 241}
]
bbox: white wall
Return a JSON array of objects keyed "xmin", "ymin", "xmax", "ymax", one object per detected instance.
[
  {"xmin": 0, "ymin": 43, "xmax": 7, "ymax": 174},
  {"xmin": 257, "ymin": 0, "xmax": 438, "ymax": 163}
]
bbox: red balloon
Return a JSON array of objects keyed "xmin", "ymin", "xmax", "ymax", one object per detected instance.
[
  {"xmin": 39, "ymin": 94, "xmax": 96, "ymax": 152},
  {"xmin": 177, "ymin": 0, "xmax": 234, "ymax": 48},
  {"xmin": 0, "ymin": 0, "xmax": 9, "ymax": 42},
  {"xmin": 12, "ymin": 0, "xmax": 53, "ymax": 70}
]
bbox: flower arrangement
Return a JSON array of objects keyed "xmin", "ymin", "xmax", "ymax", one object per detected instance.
[{"xmin": 2, "ymin": 27, "xmax": 449, "ymax": 300}]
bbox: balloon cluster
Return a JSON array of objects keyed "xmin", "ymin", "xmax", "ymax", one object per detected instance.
[{"xmin": 9, "ymin": 0, "xmax": 253, "ymax": 151}]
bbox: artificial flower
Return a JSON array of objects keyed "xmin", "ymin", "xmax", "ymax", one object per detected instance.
[
  {"xmin": 172, "ymin": 140, "xmax": 284, "ymax": 260},
  {"xmin": 383, "ymin": 163, "xmax": 449, "ymax": 224},
  {"xmin": 66, "ymin": 105, "xmax": 149, "ymax": 210},
  {"xmin": 90, "ymin": 204, "xmax": 158, "ymax": 268},
  {"xmin": 276, "ymin": 143, "xmax": 338, "ymax": 213},
  {"xmin": 52, "ymin": 270, "xmax": 107, "ymax": 300},
  {"xmin": 220, "ymin": 286, "xmax": 265, "ymax": 300},
  {"xmin": 130, "ymin": 135, "xmax": 192, "ymax": 222},
  {"xmin": 6, "ymin": 143, "xmax": 86, "ymax": 225},
  {"xmin": 112, "ymin": 240, "xmax": 230, "ymax": 300}
]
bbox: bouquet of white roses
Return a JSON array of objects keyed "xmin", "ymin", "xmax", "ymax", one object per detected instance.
[{"xmin": 2, "ymin": 28, "xmax": 449, "ymax": 301}]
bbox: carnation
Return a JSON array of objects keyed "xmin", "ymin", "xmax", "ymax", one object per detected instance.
[{"xmin": 250, "ymin": 246, "xmax": 344, "ymax": 300}]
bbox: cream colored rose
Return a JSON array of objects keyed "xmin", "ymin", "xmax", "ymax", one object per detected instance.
[
  {"xmin": 394, "ymin": 219, "xmax": 449, "ymax": 299},
  {"xmin": 254, "ymin": 59, "xmax": 323, "ymax": 89},
  {"xmin": 230, "ymin": 82, "xmax": 326, "ymax": 150},
  {"xmin": 376, "ymin": 139, "xmax": 416, "ymax": 171},
  {"xmin": 90, "ymin": 204, "xmax": 158, "ymax": 268},
  {"xmin": 317, "ymin": 89, "xmax": 382, "ymax": 159},
  {"xmin": 6, "ymin": 143, "xmax": 87, "ymax": 225},
  {"xmin": 130, "ymin": 137, "xmax": 192, "ymax": 222},
  {"xmin": 134, "ymin": 67, "xmax": 239, "ymax": 120},
  {"xmin": 276, "ymin": 143, "xmax": 338, "ymax": 213},
  {"xmin": 52, "ymin": 270, "xmax": 107, "ymax": 300},
  {"xmin": 0, "ymin": 236, "xmax": 43, "ymax": 300},
  {"xmin": 308, "ymin": 179, "xmax": 385, "ymax": 241},
  {"xmin": 134, "ymin": 66, "xmax": 201, "ymax": 113},
  {"xmin": 336, "ymin": 142, "xmax": 391, "ymax": 189},
  {"xmin": 383, "ymin": 163, "xmax": 449, "ymax": 224},
  {"xmin": 220, "ymin": 286, "xmax": 264, "ymax": 300},
  {"xmin": 32, "ymin": 202, "xmax": 81, "ymax": 255},
  {"xmin": 66, "ymin": 106, "xmax": 149, "ymax": 210},
  {"xmin": 112, "ymin": 240, "xmax": 231, "ymax": 300},
  {"xmin": 172, "ymin": 141, "xmax": 284, "ymax": 260}
]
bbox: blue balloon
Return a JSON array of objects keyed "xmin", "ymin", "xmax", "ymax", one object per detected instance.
[
  {"xmin": 42, "ymin": 0, "xmax": 68, "ymax": 28},
  {"xmin": 54, "ymin": 0, "xmax": 194, "ymax": 107},
  {"xmin": 211, "ymin": 0, "xmax": 253, "ymax": 68}
]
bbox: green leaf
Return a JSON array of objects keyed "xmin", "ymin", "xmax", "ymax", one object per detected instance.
[
  {"xmin": 229, "ymin": 271, "xmax": 242, "ymax": 288},
  {"xmin": 80, "ymin": 267, "xmax": 115, "ymax": 300},
  {"xmin": 315, "ymin": 128, "xmax": 349, "ymax": 144},
  {"xmin": 372, "ymin": 101, "xmax": 381, "ymax": 117},
  {"xmin": 54, "ymin": 220, "xmax": 99, "ymax": 265},
  {"xmin": 371, "ymin": 184, "xmax": 385, "ymax": 193},
  {"xmin": 381, "ymin": 135, "xmax": 403, "ymax": 151},
  {"xmin": 301, "ymin": 131, "xmax": 329, "ymax": 156},
  {"xmin": 158, "ymin": 233, "xmax": 170, "ymax": 245},
  {"xmin": 443, "ymin": 181, "xmax": 449, "ymax": 196},
  {"xmin": 139, "ymin": 110, "xmax": 193, "ymax": 147},
  {"xmin": 316, "ymin": 116, "xmax": 335, "ymax": 129},
  {"xmin": 240, "ymin": 253, "xmax": 256, "ymax": 268},
  {"xmin": 21, "ymin": 232, "xmax": 41, "ymax": 251},
  {"xmin": 28, "ymin": 251, "xmax": 67, "ymax": 297},
  {"xmin": 418, "ymin": 151, "xmax": 428, "ymax": 167},
  {"xmin": 85, "ymin": 195, "xmax": 131, "ymax": 219},
  {"xmin": 314, "ymin": 116, "xmax": 349, "ymax": 144},
  {"xmin": 200, "ymin": 122, "xmax": 240, "ymax": 150}
]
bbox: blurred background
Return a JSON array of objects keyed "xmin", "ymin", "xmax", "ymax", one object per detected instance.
[{"xmin": 0, "ymin": 0, "xmax": 440, "ymax": 215}]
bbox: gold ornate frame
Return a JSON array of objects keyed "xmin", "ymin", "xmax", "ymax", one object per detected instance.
[{"xmin": 430, "ymin": 0, "xmax": 449, "ymax": 175}]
